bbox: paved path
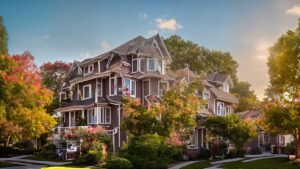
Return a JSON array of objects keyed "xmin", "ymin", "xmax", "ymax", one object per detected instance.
[
  {"xmin": 243, "ymin": 154, "xmax": 287, "ymax": 163},
  {"xmin": 168, "ymin": 161, "xmax": 201, "ymax": 169}
]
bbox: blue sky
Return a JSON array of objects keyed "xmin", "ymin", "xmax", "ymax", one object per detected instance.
[{"xmin": 1, "ymin": 0, "xmax": 300, "ymax": 99}]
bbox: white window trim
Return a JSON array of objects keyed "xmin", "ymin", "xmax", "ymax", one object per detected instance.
[
  {"xmin": 87, "ymin": 108, "xmax": 97, "ymax": 124},
  {"xmin": 109, "ymin": 76, "xmax": 117, "ymax": 96},
  {"xmin": 82, "ymin": 84, "xmax": 92, "ymax": 100},
  {"xmin": 147, "ymin": 57, "xmax": 156, "ymax": 71},
  {"xmin": 98, "ymin": 60, "xmax": 101, "ymax": 73},
  {"xmin": 97, "ymin": 107, "xmax": 111, "ymax": 124},
  {"xmin": 124, "ymin": 78, "xmax": 136, "ymax": 98},
  {"xmin": 97, "ymin": 82, "xmax": 103, "ymax": 97},
  {"xmin": 84, "ymin": 64, "xmax": 94, "ymax": 75},
  {"xmin": 217, "ymin": 102, "xmax": 225, "ymax": 116},
  {"xmin": 187, "ymin": 129, "xmax": 198, "ymax": 149},
  {"xmin": 158, "ymin": 81, "xmax": 168, "ymax": 97},
  {"xmin": 203, "ymin": 89, "xmax": 210, "ymax": 100},
  {"xmin": 226, "ymin": 106, "xmax": 231, "ymax": 115},
  {"xmin": 59, "ymin": 91, "xmax": 66, "ymax": 102},
  {"xmin": 132, "ymin": 56, "xmax": 139, "ymax": 73}
]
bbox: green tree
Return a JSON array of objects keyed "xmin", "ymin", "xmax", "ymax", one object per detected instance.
[
  {"xmin": 164, "ymin": 35, "xmax": 259, "ymax": 112},
  {"xmin": 0, "ymin": 16, "xmax": 8, "ymax": 56},
  {"xmin": 265, "ymin": 19, "xmax": 300, "ymax": 159},
  {"xmin": 205, "ymin": 114, "xmax": 255, "ymax": 157}
]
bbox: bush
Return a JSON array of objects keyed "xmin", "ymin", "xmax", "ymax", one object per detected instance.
[
  {"xmin": 226, "ymin": 149, "xmax": 237, "ymax": 158},
  {"xmin": 37, "ymin": 144, "xmax": 57, "ymax": 160},
  {"xmin": 107, "ymin": 157, "xmax": 133, "ymax": 169},
  {"xmin": 0, "ymin": 146, "xmax": 35, "ymax": 157},
  {"xmin": 74, "ymin": 150, "xmax": 102, "ymax": 165},
  {"xmin": 127, "ymin": 155, "xmax": 167, "ymax": 169},
  {"xmin": 248, "ymin": 147, "xmax": 262, "ymax": 155},
  {"xmin": 199, "ymin": 148, "xmax": 211, "ymax": 159}
]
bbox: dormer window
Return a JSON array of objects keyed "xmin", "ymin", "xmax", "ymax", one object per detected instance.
[
  {"xmin": 223, "ymin": 83, "xmax": 229, "ymax": 93},
  {"xmin": 147, "ymin": 58, "xmax": 155, "ymax": 71},
  {"xmin": 84, "ymin": 64, "xmax": 94, "ymax": 75}
]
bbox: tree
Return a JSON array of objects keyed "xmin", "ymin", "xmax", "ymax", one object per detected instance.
[
  {"xmin": 40, "ymin": 61, "xmax": 71, "ymax": 113},
  {"xmin": 122, "ymin": 81, "xmax": 204, "ymax": 142},
  {"xmin": 0, "ymin": 52, "xmax": 56, "ymax": 146},
  {"xmin": 205, "ymin": 114, "xmax": 255, "ymax": 156},
  {"xmin": 0, "ymin": 16, "xmax": 8, "ymax": 56},
  {"xmin": 231, "ymin": 81, "xmax": 260, "ymax": 112},
  {"xmin": 164, "ymin": 35, "xmax": 259, "ymax": 112},
  {"xmin": 265, "ymin": 19, "xmax": 300, "ymax": 159}
]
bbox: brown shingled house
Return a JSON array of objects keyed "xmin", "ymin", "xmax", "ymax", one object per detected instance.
[{"xmin": 52, "ymin": 34, "xmax": 239, "ymax": 158}]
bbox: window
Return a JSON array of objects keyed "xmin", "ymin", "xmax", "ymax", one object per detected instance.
[
  {"xmin": 217, "ymin": 102, "xmax": 225, "ymax": 116},
  {"xmin": 158, "ymin": 82, "xmax": 168, "ymax": 97},
  {"xmin": 157, "ymin": 60, "xmax": 162, "ymax": 73},
  {"xmin": 147, "ymin": 58, "xmax": 155, "ymax": 71},
  {"xmin": 84, "ymin": 64, "xmax": 94, "ymax": 75},
  {"xmin": 225, "ymin": 106, "xmax": 231, "ymax": 115},
  {"xmin": 224, "ymin": 83, "xmax": 229, "ymax": 93},
  {"xmin": 97, "ymin": 82, "xmax": 102, "ymax": 97},
  {"xmin": 203, "ymin": 89, "xmax": 210, "ymax": 100},
  {"xmin": 124, "ymin": 79, "xmax": 136, "ymax": 97},
  {"xmin": 110, "ymin": 77, "xmax": 117, "ymax": 96},
  {"xmin": 204, "ymin": 103, "xmax": 209, "ymax": 110},
  {"xmin": 83, "ymin": 84, "xmax": 92, "ymax": 99},
  {"xmin": 60, "ymin": 92, "xmax": 66, "ymax": 102},
  {"xmin": 132, "ymin": 56, "xmax": 138, "ymax": 73},
  {"xmin": 188, "ymin": 129, "xmax": 198, "ymax": 149},
  {"xmin": 97, "ymin": 107, "xmax": 111, "ymax": 124},
  {"xmin": 88, "ymin": 109, "xmax": 96, "ymax": 124}
]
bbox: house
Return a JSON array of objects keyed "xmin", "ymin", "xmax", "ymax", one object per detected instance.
[
  {"xmin": 53, "ymin": 34, "xmax": 176, "ymax": 154},
  {"xmin": 174, "ymin": 69, "xmax": 239, "ymax": 157},
  {"xmin": 52, "ymin": 34, "xmax": 239, "ymax": 159},
  {"xmin": 236, "ymin": 110, "xmax": 294, "ymax": 154}
]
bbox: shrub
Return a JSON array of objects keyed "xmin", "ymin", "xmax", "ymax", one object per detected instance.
[
  {"xmin": 107, "ymin": 157, "xmax": 133, "ymax": 169},
  {"xmin": 226, "ymin": 149, "xmax": 237, "ymax": 158},
  {"xmin": 127, "ymin": 155, "xmax": 167, "ymax": 169},
  {"xmin": 248, "ymin": 147, "xmax": 262, "ymax": 155},
  {"xmin": 74, "ymin": 150, "xmax": 102, "ymax": 165},
  {"xmin": 199, "ymin": 148, "xmax": 211, "ymax": 159},
  {"xmin": 37, "ymin": 144, "xmax": 57, "ymax": 160}
]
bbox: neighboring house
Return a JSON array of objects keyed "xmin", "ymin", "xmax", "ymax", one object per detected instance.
[
  {"xmin": 236, "ymin": 110, "xmax": 294, "ymax": 154},
  {"xmin": 174, "ymin": 69, "xmax": 239, "ymax": 157},
  {"xmin": 53, "ymin": 34, "xmax": 175, "ymax": 154}
]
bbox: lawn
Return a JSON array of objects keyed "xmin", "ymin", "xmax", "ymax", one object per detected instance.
[
  {"xmin": 0, "ymin": 161, "xmax": 22, "ymax": 168},
  {"xmin": 180, "ymin": 161, "xmax": 211, "ymax": 169},
  {"xmin": 25, "ymin": 156, "xmax": 66, "ymax": 162},
  {"xmin": 222, "ymin": 157, "xmax": 298, "ymax": 169}
]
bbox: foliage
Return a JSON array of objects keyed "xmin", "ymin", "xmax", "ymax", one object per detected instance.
[
  {"xmin": 198, "ymin": 148, "xmax": 211, "ymax": 159},
  {"xmin": 74, "ymin": 150, "xmax": 102, "ymax": 166},
  {"xmin": 248, "ymin": 147, "xmax": 262, "ymax": 155},
  {"xmin": 40, "ymin": 61, "xmax": 71, "ymax": 114},
  {"xmin": 0, "ymin": 53, "xmax": 56, "ymax": 145},
  {"xmin": 37, "ymin": 144, "xmax": 58, "ymax": 160},
  {"xmin": 0, "ymin": 146, "xmax": 35, "ymax": 157},
  {"xmin": 106, "ymin": 157, "xmax": 133, "ymax": 169},
  {"xmin": 205, "ymin": 114, "xmax": 255, "ymax": 156},
  {"xmin": 0, "ymin": 16, "xmax": 8, "ymax": 56},
  {"xmin": 122, "ymin": 81, "xmax": 204, "ymax": 145}
]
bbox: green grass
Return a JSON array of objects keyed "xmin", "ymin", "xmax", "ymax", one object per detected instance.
[
  {"xmin": 0, "ymin": 161, "xmax": 22, "ymax": 168},
  {"xmin": 222, "ymin": 157, "xmax": 298, "ymax": 169},
  {"xmin": 180, "ymin": 161, "xmax": 211, "ymax": 169},
  {"xmin": 42, "ymin": 167, "xmax": 92, "ymax": 169}
]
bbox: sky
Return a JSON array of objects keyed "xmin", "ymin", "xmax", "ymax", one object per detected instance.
[{"xmin": 1, "ymin": 0, "xmax": 300, "ymax": 99}]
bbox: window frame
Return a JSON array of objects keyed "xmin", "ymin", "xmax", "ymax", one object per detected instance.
[
  {"xmin": 187, "ymin": 129, "xmax": 198, "ymax": 149},
  {"xmin": 147, "ymin": 57, "xmax": 155, "ymax": 71},
  {"xmin": 87, "ymin": 108, "xmax": 96, "ymax": 124},
  {"xmin": 217, "ymin": 102, "xmax": 225, "ymax": 116},
  {"xmin": 82, "ymin": 84, "xmax": 92, "ymax": 100},
  {"xmin": 124, "ymin": 78, "xmax": 136, "ymax": 98},
  {"xmin": 97, "ymin": 82, "xmax": 102, "ymax": 97},
  {"xmin": 132, "ymin": 56, "xmax": 138, "ymax": 73},
  {"xmin": 203, "ymin": 89, "xmax": 210, "ymax": 100},
  {"xmin": 84, "ymin": 64, "xmax": 94, "ymax": 75},
  {"xmin": 109, "ymin": 76, "xmax": 117, "ymax": 96},
  {"xmin": 158, "ymin": 81, "xmax": 168, "ymax": 97},
  {"xmin": 97, "ymin": 107, "xmax": 111, "ymax": 124}
]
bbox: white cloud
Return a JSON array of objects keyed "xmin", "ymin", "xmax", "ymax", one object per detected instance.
[
  {"xmin": 41, "ymin": 34, "xmax": 51, "ymax": 40},
  {"xmin": 100, "ymin": 41, "xmax": 112, "ymax": 51},
  {"xmin": 287, "ymin": 6, "xmax": 300, "ymax": 16},
  {"xmin": 155, "ymin": 18, "xmax": 182, "ymax": 32},
  {"xmin": 139, "ymin": 13, "xmax": 148, "ymax": 20},
  {"xmin": 256, "ymin": 41, "xmax": 271, "ymax": 51}
]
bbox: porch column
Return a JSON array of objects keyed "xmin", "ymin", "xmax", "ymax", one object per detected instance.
[
  {"xmin": 258, "ymin": 132, "xmax": 260, "ymax": 148},
  {"xmin": 81, "ymin": 109, "xmax": 84, "ymax": 119},
  {"xmin": 69, "ymin": 111, "xmax": 71, "ymax": 127},
  {"xmin": 206, "ymin": 128, "xmax": 209, "ymax": 149}
]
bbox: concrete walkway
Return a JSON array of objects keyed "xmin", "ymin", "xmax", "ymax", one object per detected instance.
[{"xmin": 168, "ymin": 161, "xmax": 201, "ymax": 169}]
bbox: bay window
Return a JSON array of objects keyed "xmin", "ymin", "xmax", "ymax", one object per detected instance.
[
  {"xmin": 87, "ymin": 109, "xmax": 96, "ymax": 124},
  {"xmin": 97, "ymin": 107, "xmax": 111, "ymax": 124},
  {"xmin": 147, "ymin": 58, "xmax": 155, "ymax": 71},
  {"xmin": 217, "ymin": 102, "xmax": 225, "ymax": 116}
]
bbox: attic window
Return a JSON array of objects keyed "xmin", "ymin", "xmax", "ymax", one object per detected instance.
[{"xmin": 84, "ymin": 64, "xmax": 94, "ymax": 74}]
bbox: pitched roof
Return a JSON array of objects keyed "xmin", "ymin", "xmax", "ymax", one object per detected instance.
[
  {"xmin": 207, "ymin": 73, "xmax": 229, "ymax": 83},
  {"xmin": 236, "ymin": 110, "xmax": 262, "ymax": 119},
  {"xmin": 210, "ymin": 87, "xmax": 239, "ymax": 103}
]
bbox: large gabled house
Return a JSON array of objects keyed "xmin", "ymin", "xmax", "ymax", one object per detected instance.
[
  {"xmin": 53, "ymin": 34, "xmax": 239, "ymax": 158},
  {"xmin": 54, "ymin": 34, "xmax": 175, "ymax": 154}
]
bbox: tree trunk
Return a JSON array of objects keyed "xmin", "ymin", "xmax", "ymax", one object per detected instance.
[{"xmin": 5, "ymin": 135, "xmax": 11, "ymax": 147}]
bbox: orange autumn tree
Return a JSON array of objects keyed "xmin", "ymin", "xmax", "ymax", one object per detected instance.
[
  {"xmin": 122, "ymin": 80, "xmax": 204, "ymax": 145},
  {"xmin": 0, "ymin": 52, "xmax": 56, "ymax": 146}
]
